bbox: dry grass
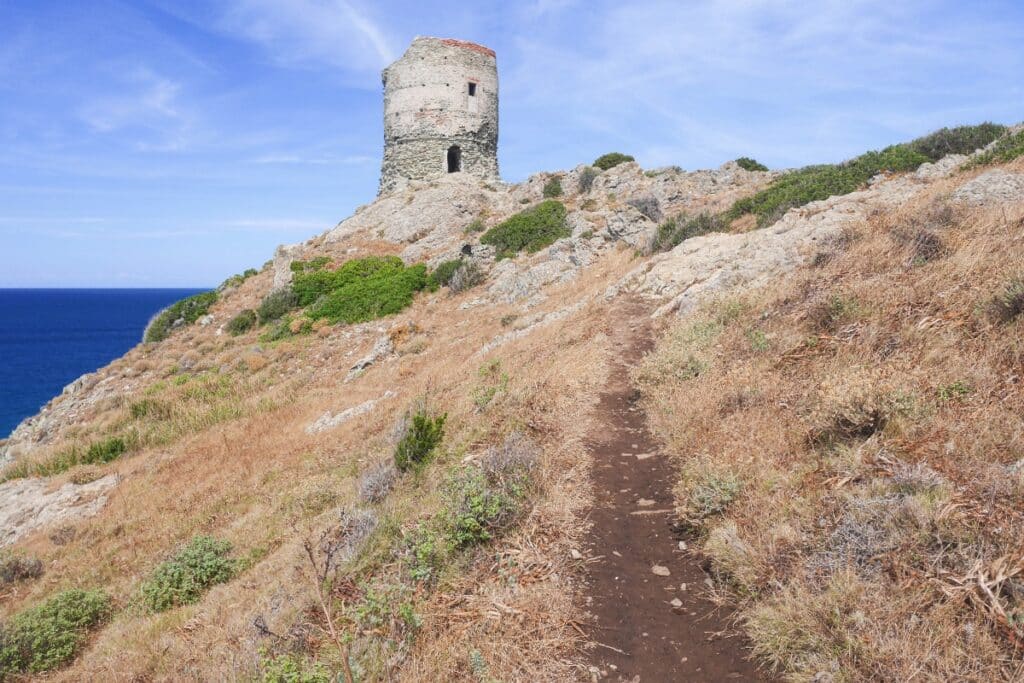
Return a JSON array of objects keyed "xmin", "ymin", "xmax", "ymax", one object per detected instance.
[
  {"xmin": 0, "ymin": 238, "xmax": 632, "ymax": 680},
  {"xmin": 638, "ymin": 166, "xmax": 1024, "ymax": 680}
]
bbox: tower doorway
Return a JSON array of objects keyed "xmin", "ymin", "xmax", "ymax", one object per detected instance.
[{"xmin": 447, "ymin": 145, "xmax": 461, "ymax": 173}]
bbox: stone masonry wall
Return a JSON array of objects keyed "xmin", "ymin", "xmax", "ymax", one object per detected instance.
[{"xmin": 379, "ymin": 37, "xmax": 499, "ymax": 193}]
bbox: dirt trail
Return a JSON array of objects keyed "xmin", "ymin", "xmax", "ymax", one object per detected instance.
[{"xmin": 583, "ymin": 301, "xmax": 763, "ymax": 681}]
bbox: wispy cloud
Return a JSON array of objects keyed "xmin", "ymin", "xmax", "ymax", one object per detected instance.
[
  {"xmin": 78, "ymin": 67, "xmax": 196, "ymax": 151},
  {"xmin": 219, "ymin": 0, "xmax": 396, "ymax": 79}
]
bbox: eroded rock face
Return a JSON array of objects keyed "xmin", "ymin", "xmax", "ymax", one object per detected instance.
[
  {"xmin": 952, "ymin": 169, "xmax": 1024, "ymax": 205},
  {"xmin": 615, "ymin": 175, "xmax": 926, "ymax": 316},
  {"xmin": 0, "ymin": 474, "xmax": 119, "ymax": 547}
]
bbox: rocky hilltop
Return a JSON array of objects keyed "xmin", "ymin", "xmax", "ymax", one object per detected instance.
[{"xmin": 1, "ymin": 125, "xmax": 1023, "ymax": 681}]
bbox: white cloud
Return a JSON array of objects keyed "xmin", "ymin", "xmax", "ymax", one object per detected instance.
[
  {"xmin": 220, "ymin": 0, "xmax": 396, "ymax": 79},
  {"xmin": 78, "ymin": 67, "xmax": 195, "ymax": 151}
]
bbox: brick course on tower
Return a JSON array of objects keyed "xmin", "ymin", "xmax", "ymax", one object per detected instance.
[{"xmin": 378, "ymin": 37, "xmax": 500, "ymax": 194}]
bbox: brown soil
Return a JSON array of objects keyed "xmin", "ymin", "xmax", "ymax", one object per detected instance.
[{"xmin": 583, "ymin": 300, "xmax": 764, "ymax": 681}]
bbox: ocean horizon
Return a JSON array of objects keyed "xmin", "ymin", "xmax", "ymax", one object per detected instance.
[{"xmin": 0, "ymin": 288, "xmax": 206, "ymax": 438}]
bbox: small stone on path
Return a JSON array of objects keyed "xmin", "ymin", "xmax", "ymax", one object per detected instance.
[{"xmin": 651, "ymin": 565, "xmax": 671, "ymax": 576}]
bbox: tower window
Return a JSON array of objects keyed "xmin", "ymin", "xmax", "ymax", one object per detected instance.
[
  {"xmin": 467, "ymin": 82, "xmax": 477, "ymax": 96},
  {"xmin": 447, "ymin": 145, "xmax": 461, "ymax": 173}
]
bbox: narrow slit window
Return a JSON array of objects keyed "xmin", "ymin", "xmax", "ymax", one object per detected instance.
[{"xmin": 467, "ymin": 82, "xmax": 477, "ymax": 96}]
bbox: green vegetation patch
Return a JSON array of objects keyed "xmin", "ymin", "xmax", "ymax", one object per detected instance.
[
  {"xmin": 735, "ymin": 157, "xmax": 769, "ymax": 172},
  {"xmin": 145, "ymin": 291, "xmax": 218, "ymax": 343},
  {"xmin": 219, "ymin": 268, "xmax": 258, "ymax": 291},
  {"xmin": 140, "ymin": 535, "xmax": 237, "ymax": 612},
  {"xmin": 542, "ymin": 176, "xmax": 563, "ymax": 198},
  {"xmin": 652, "ymin": 213, "xmax": 726, "ymax": 252},
  {"xmin": 290, "ymin": 256, "xmax": 331, "ymax": 273},
  {"xmin": 593, "ymin": 152, "xmax": 635, "ymax": 170},
  {"xmin": 226, "ymin": 309, "xmax": 257, "ymax": 336},
  {"xmin": 290, "ymin": 256, "xmax": 428, "ymax": 325},
  {"xmin": 394, "ymin": 410, "xmax": 446, "ymax": 472},
  {"xmin": 968, "ymin": 128, "xmax": 1024, "ymax": 168},
  {"xmin": 257, "ymin": 289, "xmax": 299, "ymax": 323},
  {"xmin": 0, "ymin": 589, "xmax": 111, "ymax": 675},
  {"xmin": 428, "ymin": 258, "xmax": 465, "ymax": 289},
  {"xmin": 480, "ymin": 200, "xmax": 569, "ymax": 259},
  {"xmin": 724, "ymin": 123, "xmax": 1007, "ymax": 229}
]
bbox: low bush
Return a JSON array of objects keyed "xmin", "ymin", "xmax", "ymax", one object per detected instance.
[
  {"xmin": 542, "ymin": 176, "xmax": 563, "ymax": 198},
  {"xmin": 448, "ymin": 261, "xmax": 485, "ymax": 293},
  {"xmin": 140, "ymin": 535, "xmax": 236, "ymax": 612},
  {"xmin": 593, "ymin": 152, "xmax": 634, "ymax": 171},
  {"xmin": 0, "ymin": 553, "xmax": 43, "ymax": 584},
  {"xmin": 652, "ymin": 213, "xmax": 725, "ymax": 252},
  {"xmin": 627, "ymin": 196, "xmax": 663, "ymax": 222},
  {"xmin": 428, "ymin": 258, "xmax": 464, "ymax": 289},
  {"xmin": 144, "ymin": 291, "xmax": 218, "ymax": 343},
  {"xmin": 909, "ymin": 123, "xmax": 1006, "ymax": 160},
  {"xmin": 735, "ymin": 157, "xmax": 769, "ymax": 172},
  {"xmin": 464, "ymin": 217, "xmax": 486, "ymax": 234},
  {"xmin": 480, "ymin": 200, "xmax": 569, "ymax": 259},
  {"xmin": 290, "ymin": 256, "xmax": 331, "ymax": 273},
  {"xmin": 677, "ymin": 460, "xmax": 742, "ymax": 527},
  {"xmin": 291, "ymin": 256, "xmax": 429, "ymax": 325},
  {"xmin": 226, "ymin": 309, "xmax": 257, "ymax": 336},
  {"xmin": 219, "ymin": 268, "xmax": 259, "ymax": 291},
  {"xmin": 260, "ymin": 652, "xmax": 330, "ymax": 683},
  {"xmin": 441, "ymin": 467, "xmax": 524, "ymax": 548},
  {"xmin": 257, "ymin": 289, "xmax": 299, "ymax": 323},
  {"xmin": 578, "ymin": 166, "xmax": 599, "ymax": 193},
  {"xmin": 81, "ymin": 436, "xmax": 126, "ymax": 465},
  {"xmin": 725, "ymin": 123, "xmax": 1007, "ymax": 228},
  {"xmin": 990, "ymin": 276, "xmax": 1024, "ymax": 323},
  {"xmin": 394, "ymin": 410, "xmax": 446, "ymax": 472},
  {"xmin": 0, "ymin": 589, "xmax": 111, "ymax": 675},
  {"xmin": 968, "ymin": 128, "xmax": 1024, "ymax": 167},
  {"xmin": 359, "ymin": 460, "xmax": 397, "ymax": 503}
]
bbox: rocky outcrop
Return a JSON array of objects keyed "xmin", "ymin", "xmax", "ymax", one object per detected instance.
[
  {"xmin": 0, "ymin": 474, "xmax": 119, "ymax": 547},
  {"xmin": 952, "ymin": 169, "xmax": 1024, "ymax": 205}
]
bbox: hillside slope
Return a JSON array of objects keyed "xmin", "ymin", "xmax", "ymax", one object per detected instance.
[{"xmin": 1, "ymin": 126, "xmax": 1022, "ymax": 680}]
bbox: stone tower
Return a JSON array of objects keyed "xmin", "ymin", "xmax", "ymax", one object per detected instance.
[{"xmin": 378, "ymin": 37, "xmax": 499, "ymax": 194}]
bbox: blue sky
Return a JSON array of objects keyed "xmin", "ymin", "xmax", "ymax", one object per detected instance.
[{"xmin": 1, "ymin": 0, "xmax": 1021, "ymax": 287}]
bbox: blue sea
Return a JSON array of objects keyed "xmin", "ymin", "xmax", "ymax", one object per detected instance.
[{"xmin": 0, "ymin": 289, "xmax": 205, "ymax": 438}]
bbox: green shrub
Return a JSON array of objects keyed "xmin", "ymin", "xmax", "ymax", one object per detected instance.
[
  {"xmin": 144, "ymin": 291, "xmax": 218, "ymax": 343},
  {"xmin": 428, "ymin": 258, "xmax": 465, "ymax": 289},
  {"xmin": 480, "ymin": 200, "xmax": 569, "ymax": 259},
  {"xmin": 289, "ymin": 256, "xmax": 331, "ymax": 273},
  {"xmin": 464, "ymin": 217, "xmax": 486, "ymax": 234},
  {"xmin": 725, "ymin": 124, "xmax": 1008, "ymax": 228},
  {"xmin": 441, "ymin": 467, "xmax": 524, "ymax": 548},
  {"xmin": 257, "ymin": 289, "xmax": 299, "ymax": 323},
  {"xmin": 909, "ymin": 123, "xmax": 1006, "ymax": 160},
  {"xmin": 260, "ymin": 651, "xmax": 330, "ymax": 683},
  {"xmin": 542, "ymin": 176, "xmax": 563, "ymax": 198},
  {"xmin": 394, "ymin": 411, "xmax": 446, "ymax": 472},
  {"xmin": 652, "ymin": 213, "xmax": 725, "ymax": 252},
  {"xmin": 0, "ymin": 589, "xmax": 111, "ymax": 675},
  {"xmin": 449, "ymin": 261, "xmax": 485, "ymax": 293},
  {"xmin": 81, "ymin": 436, "xmax": 126, "ymax": 465},
  {"xmin": 968, "ymin": 128, "xmax": 1024, "ymax": 168},
  {"xmin": 990, "ymin": 277, "xmax": 1024, "ymax": 323},
  {"xmin": 308, "ymin": 264, "xmax": 428, "ymax": 325},
  {"xmin": 219, "ymin": 268, "xmax": 259, "ymax": 291},
  {"xmin": 593, "ymin": 152, "xmax": 635, "ymax": 171},
  {"xmin": 578, "ymin": 166, "xmax": 599, "ymax": 193},
  {"xmin": 736, "ymin": 157, "xmax": 768, "ymax": 172},
  {"xmin": 140, "ymin": 536, "xmax": 236, "ymax": 612},
  {"xmin": 0, "ymin": 553, "xmax": 43, "ymax": 584},
  {"xmin": 226, "ymin": 309, "xmax": 257, "ymax": 336}
]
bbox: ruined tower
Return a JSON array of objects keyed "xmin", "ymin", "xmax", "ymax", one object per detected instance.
[{"xmin": 378, "ymin": 37, "xmax": 499, "ymax": 194}]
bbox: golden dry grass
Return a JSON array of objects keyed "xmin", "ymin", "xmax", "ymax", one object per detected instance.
[
  {"xmin": 637, "ymin": 161, "xmax": 1024, "ymax": 681},
  {"xmin": 1, "ymin": 237, "xmax": 639, "ymax": 680}
]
